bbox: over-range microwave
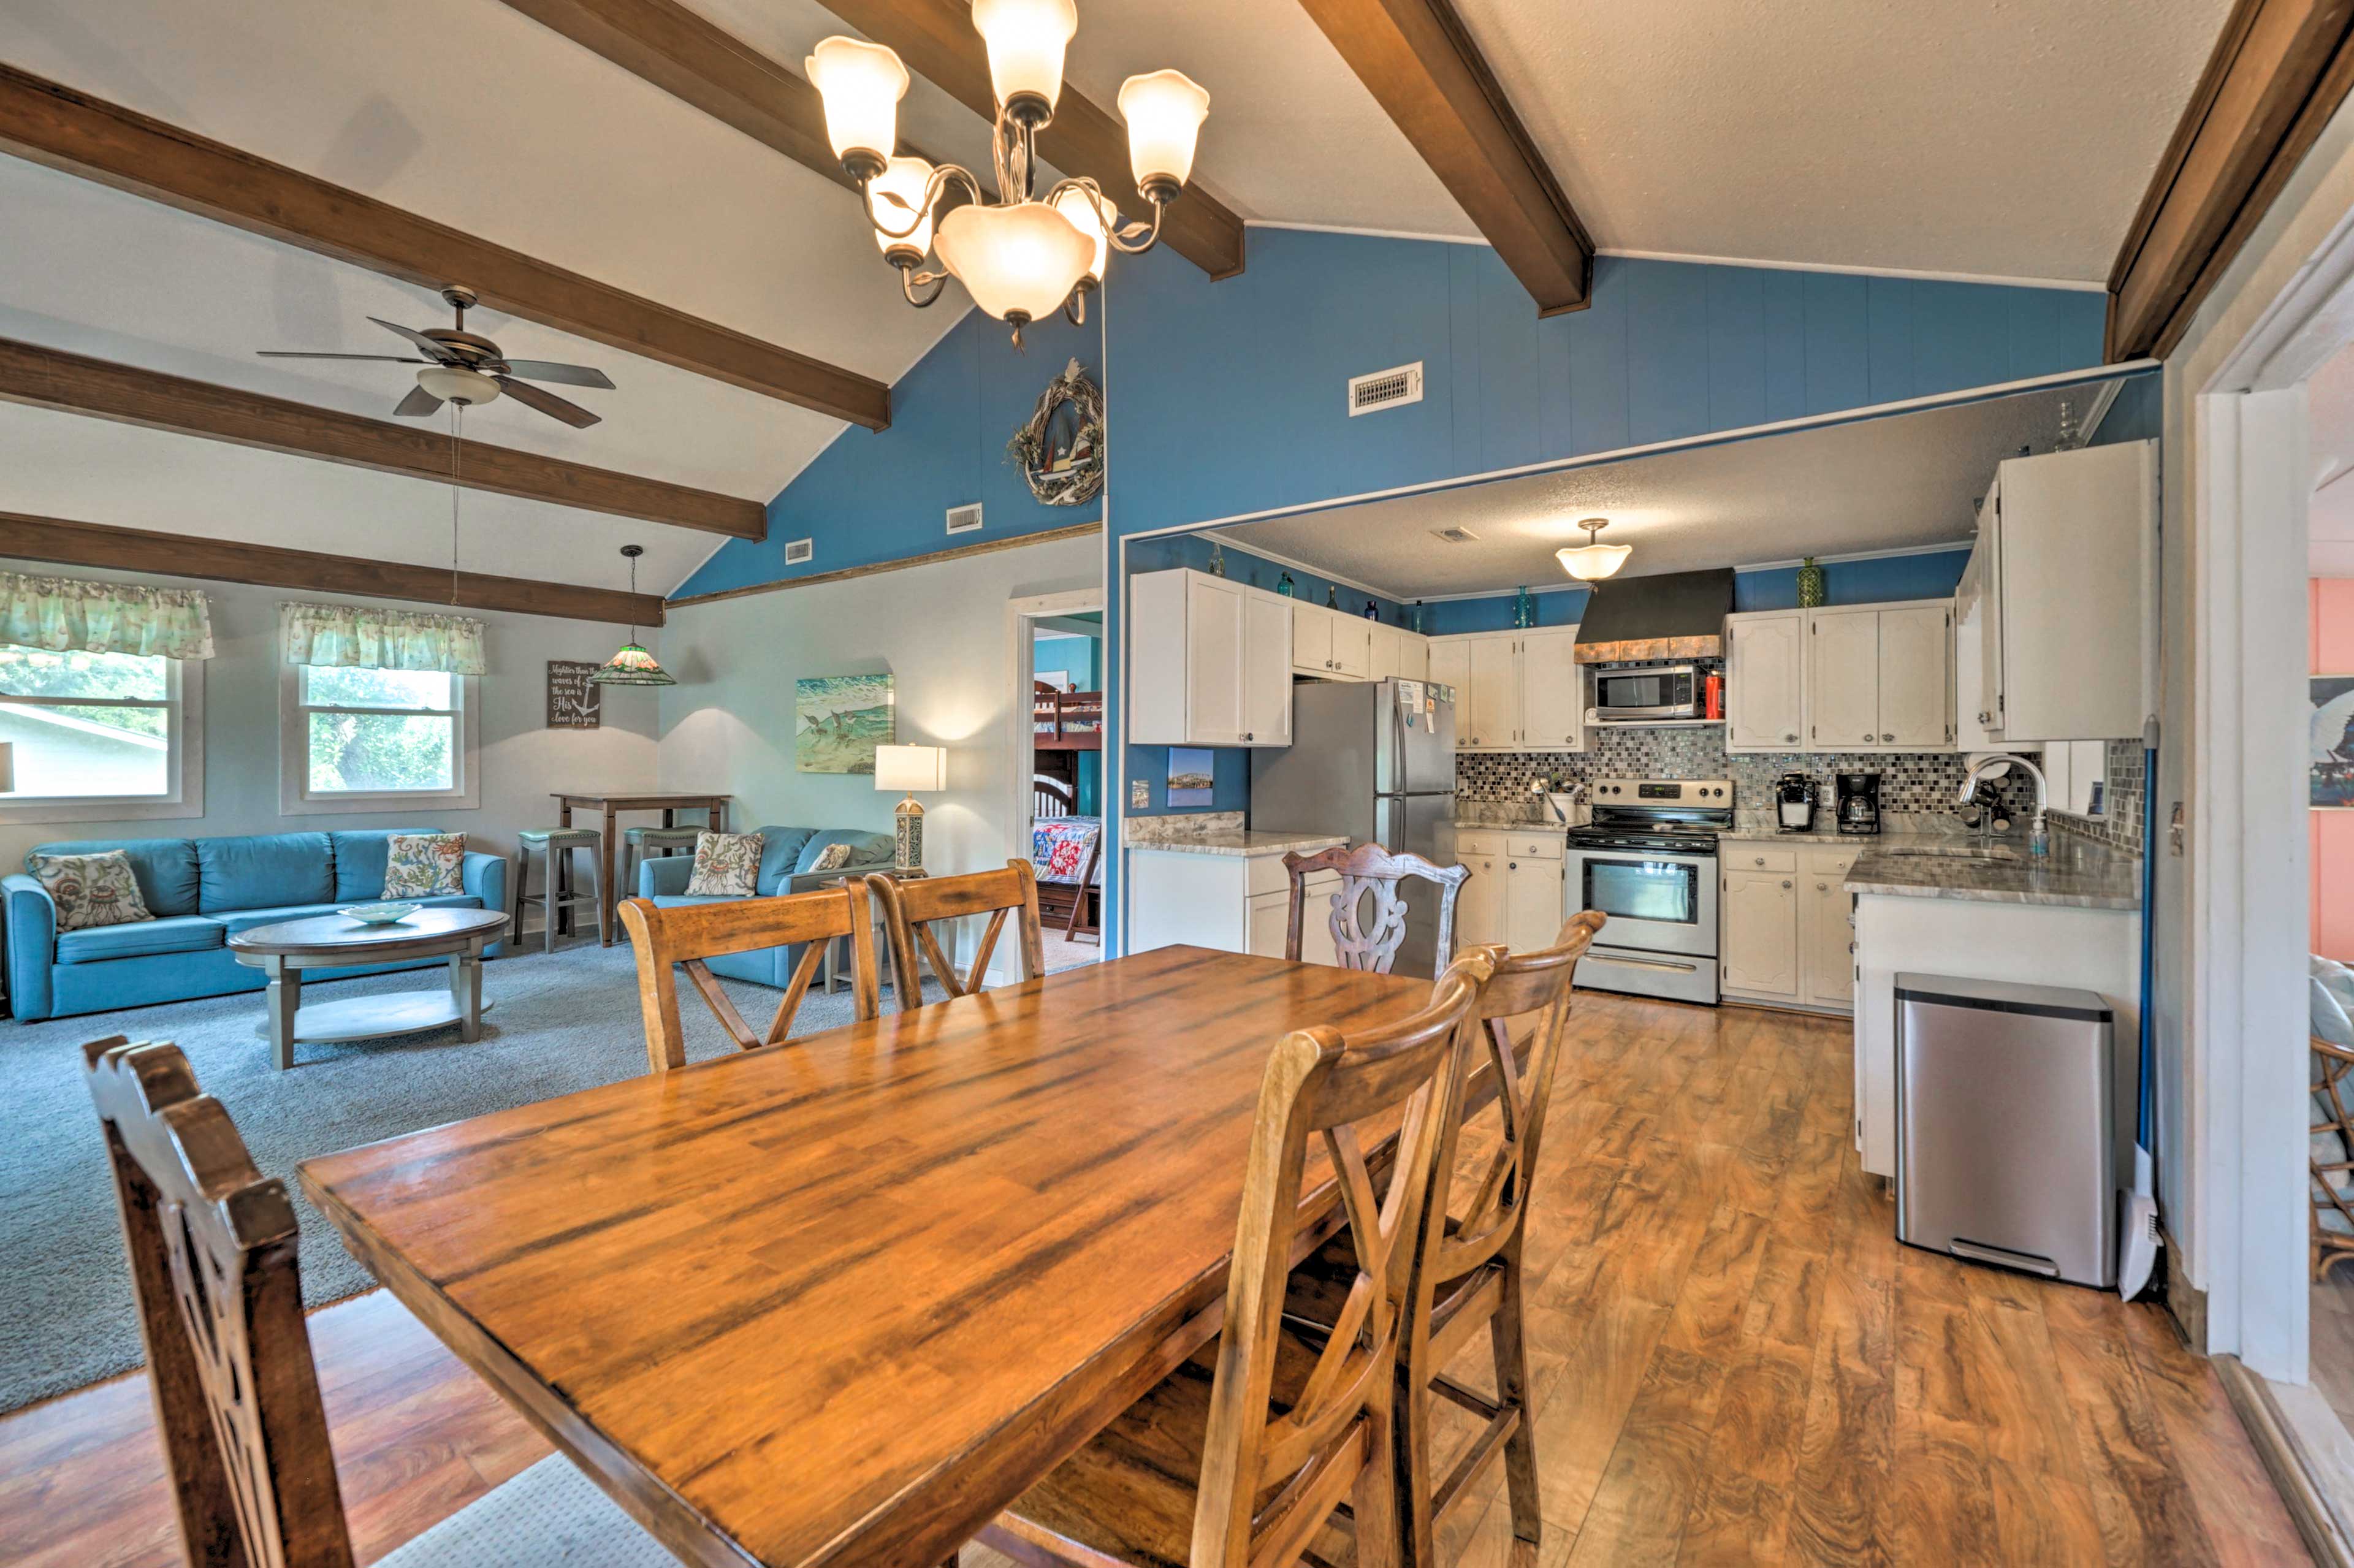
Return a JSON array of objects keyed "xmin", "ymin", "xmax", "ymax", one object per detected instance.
[{"xmin": 1588, "ymin": 663, "xmax": 1701, "ymax": 723}]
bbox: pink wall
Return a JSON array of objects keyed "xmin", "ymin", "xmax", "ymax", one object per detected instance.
[{"xmin": 2316, "ymin": 580, "xmax": 2354, "ymax": 958}]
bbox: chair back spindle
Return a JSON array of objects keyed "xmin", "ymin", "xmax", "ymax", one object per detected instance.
[
  {"xmin": 1284, "ymin": 844, "xmax": 1470, "ymax": 975},
  {"xmin": 617, "ymin": 884, "xmax": 879, "ymax": 1072},
  {"xmin": 865, "ymin": 860, "xmax": 1045, "ymax": 1005}
]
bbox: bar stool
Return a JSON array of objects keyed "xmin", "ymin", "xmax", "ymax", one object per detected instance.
[
  {"xmin": 512, "ymin": 828, "xmax": 605, "ymax": 952},
  {"xmin": 623, "ymin": 825, "xmax": 704, "ymax": 898}
]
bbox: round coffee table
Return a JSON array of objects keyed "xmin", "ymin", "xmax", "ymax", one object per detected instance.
[{"xmin": 228, "ymin": 908, "xmax": 509, "ymax": 1070}]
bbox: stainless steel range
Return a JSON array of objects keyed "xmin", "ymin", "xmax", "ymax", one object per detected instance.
[{"xmin": 1565, "ymin": 777, "xmax": 1732, "ymax": 1005}]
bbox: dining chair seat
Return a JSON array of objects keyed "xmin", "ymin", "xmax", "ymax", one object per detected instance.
[{"xmin": 375, "ymin": 1453, "xmax": 674, "ymax": 1567}]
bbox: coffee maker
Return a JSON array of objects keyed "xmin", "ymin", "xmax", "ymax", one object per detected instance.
[
  {"xmin": 1835, "ymin": 771, "xmax": 1882, "ymax": 835},
  {"xmin": 1774, "ymin": 772, "xmax": 1815, "ymax": 832}
]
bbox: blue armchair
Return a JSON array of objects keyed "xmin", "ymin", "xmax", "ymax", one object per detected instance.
[{"xmin": 634, "ymin": 826, "xmax": 894, "ymax": 987}]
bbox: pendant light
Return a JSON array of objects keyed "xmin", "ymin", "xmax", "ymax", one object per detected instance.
[
  {"xmin": 1556, "ymin": 517, "xmax": 1632, "ymax": 585},
  {"xmin": 589, "ymin": 544, "xmax": 676, "ymax": 687}
]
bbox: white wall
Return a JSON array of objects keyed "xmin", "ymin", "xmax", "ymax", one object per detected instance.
[
  {"xmin": 657, "ymin": 535, "xmax": 1102, "ymax": 878},
  {"xmin": 0, "ymin": 563, "xmax": 661, "ymax": 872}
]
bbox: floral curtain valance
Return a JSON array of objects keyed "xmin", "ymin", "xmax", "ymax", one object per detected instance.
[
  {"xmin": 0, "ymin": 571, "xmax": 215, "ymax": 660},
  {"xmin": 281, "ymin": 601, "xmax": 486, "ymax": 676}
]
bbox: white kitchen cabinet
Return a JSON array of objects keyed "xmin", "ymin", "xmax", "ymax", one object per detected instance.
[
  {"xmin": 1248, "ymin": 871, "xmax": 1342, "ymax": 963},
  {"xmin": 1721, "ymin": 841, "xmax": 1861, "ymax": 1013},
  {"xmin": 1877, "ymin": 604, "xmax": 1952, "ymax": 749},
  {"xmin": 1720, "ymin": 867, "xmax": 1799, "ymax": 998},
  {"xmin": 1503, "ymin": 834, "xmax": 1567, "ymax": 954},
  {"xmin": 1370, "ymin": 625, "xmax": 1430, "ymax": 682},
  {"xmin": 1466, "ymin": 637, "xmax": 1521, "ymax": 748},
  {"xmin": 1129, "ymin": 569, "xmax": 1292, "ymax": 747},
  {"xmin": 1806, "ymin": 609, "xmax": 1882, "ymax": 750},
  {"xmin": 1520, "ymin": 629, "xmax": 1586, "ymax": 752},
  {"xmin": 1799, "ymin": 600, "xmax": 1954, "ymax": 754},
  {"xmin": 1331, "ymin": 614, "xmax": 1372, "ymax": 679},
  {"xmin": 1130, "ymin": 843, "xmax": 1346, "ymax": 958},
  {"xmin": 1400, "ymin": 633, "xmax": 1429, "ymax": 681},
  {"xmin": 1800, "ymin": 849, "xmax": 1860, "ymax": 1009},
  {"xmin": 1454, "ymin": 832, "xmax": 1507, "ymax": 948},
  {"xmin": 1433, "ymin": 628, "xmax": 1585, "ymax": 752},
  {"xmin": 1953, "ymin": 539, "xmax": 2002, "ymax": 751},
  {"xmin": 1426, "ymin": 637, "xmax": 1469, "ymax": 700},
  {"xmin": 1292, "ymin": 603, "xmax": 1333, "ymax": 676},
  {"xmin": 1724, "ymin": 611, "xmax": 1805, "ymax": 752}
]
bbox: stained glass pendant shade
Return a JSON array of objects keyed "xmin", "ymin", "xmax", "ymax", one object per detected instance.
[{"xmin": 590, "ymin": 545, "xmax": 676, "ymax": 687}]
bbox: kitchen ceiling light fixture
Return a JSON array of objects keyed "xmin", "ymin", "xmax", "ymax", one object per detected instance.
[
  {"xmin": 1556, "ymin": 517, "xmax": 1632, "ymax": 584},
  {"xmin": 809, "ymin": 1, "xmax": 1208, "ymax": 346},
  {"xmin": 588, "ymin": 545, "xmax": 676, "ymax": 687}
]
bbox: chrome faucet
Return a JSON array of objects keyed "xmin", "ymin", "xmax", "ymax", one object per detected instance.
[{"xmin": 1958, "ymin": 753, "xmax": 2050, "ymax": 857}]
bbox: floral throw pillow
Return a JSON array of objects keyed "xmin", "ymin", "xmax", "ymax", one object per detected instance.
[
  {"xmin": 382, "ymin": 833, "xmax": 467, "ymax": 898},
  {"xmin": 685, "ymin": 830, "xmax": 764, "ymax": 896},
  {"xmin": 807, "ymin": 841, "xmax": 856, "ymax": 873},
  {"xmin": 28, "ymin": 849, "xmax": 154, "ymax": 932}
]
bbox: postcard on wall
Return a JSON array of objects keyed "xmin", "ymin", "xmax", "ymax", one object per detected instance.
[
  {"xmin": 1167, "ymin": 747, "xmax": 1215, "ymax": 808},
  {"xmin": 2316, "ymin": 677, "xmax": 2354, "ymax": 807},
  {"xmin": 796, "ymin": 674, "xmax": 896, "ymax": 774}
]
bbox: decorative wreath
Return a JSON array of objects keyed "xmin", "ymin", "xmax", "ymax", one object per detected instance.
[{"xmin": 1007, "ymin": 358, "xmax": 1106, "ymax": 507}]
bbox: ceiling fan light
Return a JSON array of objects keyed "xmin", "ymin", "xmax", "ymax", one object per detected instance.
[
  {"xmin": 867, "ymin": 156, "xmax": 937, "ymax": 262},
  {"xmin": 971, "ymin": 0, "xmax": 1077, "ymax": 117},
  {"xmin": 1049, "ymin": 184, "xmax": 1111, "ymax": 286},
  {"xmin": 935, "ymin": 200, "xmax": 1095, "ymax": 323},
  {"xmin": 1118, "ymin": 69, "xmax": 1209, "ymax": 196},
  {"xmin": 807, "ymin": 37, "xmax": 908, "ymax": 173},
  {"xmin": 417, "ymin": 365, "xmax": 500, "ymax": 406}
]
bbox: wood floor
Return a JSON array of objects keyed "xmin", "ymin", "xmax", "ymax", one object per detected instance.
[{"xmin": 0, "ymin": 990, "xmax": 2304, "ymax": 1566}]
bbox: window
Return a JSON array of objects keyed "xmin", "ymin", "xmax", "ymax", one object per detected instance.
[
  {"xmin": 281, "ymin": 664, "xmax": 478, "ymax": 813},
  {"xmin": 0, "ymin": 644, "xmax": 204, "ymax": 822}
]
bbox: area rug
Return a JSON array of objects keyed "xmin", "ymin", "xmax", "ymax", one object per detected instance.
[{"xmin": 0, "ymin": 941, "xmax": 939, "ymax": 1413}]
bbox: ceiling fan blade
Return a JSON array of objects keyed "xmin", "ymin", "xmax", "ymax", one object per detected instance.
[
  {"xmin": 493, "ymin": 375, "xmax": 600, "ymax": 428},
  {"xmin": 257, "ymin": 351, "xmax": 429, "ymax": 362},
  {"xmin": 500, "ymin": 359, "xmax": 616, "ymax": 390},
  {"xmin": 368, "ymin": 317, "xmax": 459, "ymax": 360},
  {"xmin": 394, "ymin": 384, "xmax": 444, "ymax": 418}
]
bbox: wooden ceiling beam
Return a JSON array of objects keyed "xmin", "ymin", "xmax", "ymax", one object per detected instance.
[
  {"xmin": 0, "ymin": 63, "xmax": 891, "ymax": 429},
  {"xmin": 2107, "ymin": 0, "xmax": 2354, "ymax": 360},
  {"xmin": 814, "ymin": 0, "xmax": 1247, "ymax": 280},
  {"xmin": 0, "ymin": 337, "xmax": 766, "ymax": 541},
  {"xmin": 1294, "ymin": 0, "xmax": 1591, "ymax": 314},
  {"xmin": 0, "ymin": 512, "xmax": 667, "ymax": 626}
]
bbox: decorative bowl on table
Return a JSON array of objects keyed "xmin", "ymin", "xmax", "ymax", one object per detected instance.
[{"xmin": 338, "ymin": 902, "xmax": 421, "ymax": 926}]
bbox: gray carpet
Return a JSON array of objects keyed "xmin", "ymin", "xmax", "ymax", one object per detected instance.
[{"xmin": 1, "ymin": 940, "xmax": 933, "ymax": 1413}]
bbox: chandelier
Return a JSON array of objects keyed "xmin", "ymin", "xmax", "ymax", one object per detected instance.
[{"xmin": 807, "ymin": 0, "xmax": 1209, "ymax": 345}]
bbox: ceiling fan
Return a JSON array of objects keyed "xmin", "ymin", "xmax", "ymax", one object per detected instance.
[{"xmin": 257, "ymin": 285, "xmax": 615, "ymax": 427}]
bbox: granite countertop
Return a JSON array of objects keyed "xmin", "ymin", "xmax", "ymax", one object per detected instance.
[
  {"xmin": 1844, "ymin": 835, "xmax": 2142, "ymax": 910},
  {"xmin": 1452, "ymin": 819, "xmax": 1569, "ymax": 832},
  {"xmin": 1124, "ymin": 831, "xmax": 1349, "ymax": 859},
  {"xmin": 1723, "ymin": 829, "xmax": 1956, "ymax": 850}
]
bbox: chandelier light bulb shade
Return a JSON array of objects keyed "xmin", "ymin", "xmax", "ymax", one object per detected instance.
[
  {"xmin": 1555, "ymin": 517, "xmax": 1631, "ymax": 582},
  {"xmin": 1050, "ymin": 183, "xmax": 1111, "ymax": 285},
  {"xmin": 1118, "ymin": 69, "xmax": 1209, "ymax": 194},
  {"xmin": 971, "ymin": 0, "xmax": 1077, "ymax": 116},
  {"xmin": 417, "ymin": 365, "xmax": 500, "ymax": 405},
  {"xmin": 935, "ymin": 200, "xmax": 1095, "ymax": 323},
  {"xmin": 867, "ymin": 156, "xmax": 937, "ymax": 262},
  {"xmin": 588, "ymin": 544, "xmax": 679, "ymax": 687},
  {"xmin": 807, "ymin": 37, "xmax": 908, "ymax": 173}
]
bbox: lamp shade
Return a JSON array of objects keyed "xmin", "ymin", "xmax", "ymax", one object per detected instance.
[
  {"xmin": 417, "ymin": 365, "xmax": 500, "ymax": 406},
  {"xmin": 867, "ymin": 156, "xmax": 937, "ymax": 260},
  {"xmin": 587, "ymin": 642, "xmax": 677, "ymax": 687},
  {"xmin": 971, "ymin": 0, "xmax": 1077, "ymax": 111},
  {"xmin": 1049, "ymin": 184, "xmax": 1111, "ymax": 286},
  {"xmin": 1118, "ymin": 69, "xmax": 1209, "ymax": 191},
  {"xmin": 874, "ymin": 744, "xmax": 948, "ymax": 793},
  {"xmin": 935, "ymin": 200, "xmax": 1094, "ymax": 322},
  {"xmin": 1556, "ymin": 542, "xmax": 1632, "ymax": 582},
  {"xmin": 807, "ymin": 37, "xmax": 908, "ymax": 167}
]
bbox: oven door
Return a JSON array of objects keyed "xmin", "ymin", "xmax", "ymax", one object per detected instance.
[
  {"xmin": 1590, "ymin": 664, "xmax": 1699, "ymax": 721},
  {"xmin": 1569, "ymin": 848, "xmax": 1717, "ymax": 957}
]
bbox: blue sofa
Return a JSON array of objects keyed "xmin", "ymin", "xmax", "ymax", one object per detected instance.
[
  {"xmin": 636, "ymin": 826, "xmax": 894, "ymax": 986},
  {"xmin": 5, "ymin": 830, "xmax": 508, "ymax": 1022}
]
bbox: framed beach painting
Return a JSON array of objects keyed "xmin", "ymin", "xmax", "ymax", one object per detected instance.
[
  {"xmin": 2315, "ymin": 676, "xmax": 2354, "ymax": 807},
  {"xmin": 1167, "ymin": 747, "xmax": 1215, "ymax": 808},
  {"xmin": 796, "ymin": 674, "xmax": 896, "ymax": 774}
]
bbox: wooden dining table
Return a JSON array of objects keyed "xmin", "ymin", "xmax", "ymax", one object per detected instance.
[
  {"xmin": 552, "ymin": 791, "xmax": 729, "ymax": 945},
  {"xmin": 298, "ymin": 946, "xmax": 1433, "ymax": 1568}
]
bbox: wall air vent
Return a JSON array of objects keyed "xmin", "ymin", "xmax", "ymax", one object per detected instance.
[
  {"xmin": 1348, "ymin": 361, "xmax": 1424, "ymax": 416},
  {"xmin": 784, "ymin": 538, "xmax": 814, "ymax": 565},
  {"xmin": 946, "ymin": 503, "xmax": 985, "ymax": 535},
  {"xmin": 1431, "ymin": 526, "xmax": 1479, "ymax": 544}
]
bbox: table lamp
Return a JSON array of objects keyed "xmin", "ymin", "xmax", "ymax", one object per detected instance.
[{"xmin": 874, "ymin": 744, "xmax": 947, "ymax": 870}]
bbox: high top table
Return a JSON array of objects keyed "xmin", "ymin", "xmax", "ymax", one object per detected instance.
[{"xmin": 552, "ymin": 791, "xmax": 729, "ymax": 945}]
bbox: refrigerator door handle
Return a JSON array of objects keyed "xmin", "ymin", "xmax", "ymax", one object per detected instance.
[{"xmin": 1389, "ymin": 693, "xmax": 1407, "ymax": 799}]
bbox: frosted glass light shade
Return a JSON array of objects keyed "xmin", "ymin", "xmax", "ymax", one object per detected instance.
[
  {"xmin": 874, "ymin": 744, "xmax": 948, "ymax": 792},
  {"xmin": 971, "ymin": 0, "xmax": 1077, "ymax": 111},
  {"xmin": 935, "ymin": 200, "xmax": 1094, "ymax": 321},
  {"xmin": 867, "ymin": 157, "xmax": 936, "ymax": 259},
  {"xmin": 1050, "ymin": 185, "xmax": 1111, "ymax": 285},
  {"xmin": 1118, "ymin": 70, "xmax": 1209, "ymax": 191},
  {"xmin": 807, "ymin": 37, "xmax": 908, "ymax": 167},
  {"xmin": 1556, "ymin": 542, "xmax": 1632, "ymax": 581},
  {"xmin": 417, "ymin": 365, "xmax": 500, "ymax": 405}
]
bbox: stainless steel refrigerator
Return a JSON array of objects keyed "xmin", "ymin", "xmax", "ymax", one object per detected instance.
[{"xmin": 1249, "ymin": 679, "xmax": 1457, "ymax": 977}]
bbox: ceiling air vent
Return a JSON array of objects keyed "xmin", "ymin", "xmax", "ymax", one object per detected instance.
[
  {"xmin": 784, "ymin": 538, "xmax": 814, "ymax": 565},
  {"xmin": 946, "ymin": 502, "xmax": 984, "ymax": 535},
  {"xmin": 1431, "ymin": 526, "xmax": 1479, "ymax": 544},
  {"xmin": 1348, "ymin": 361, "xmax": 1423, "ymax": 416}
]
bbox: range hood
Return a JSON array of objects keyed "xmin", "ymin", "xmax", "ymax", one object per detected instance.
[{"xmin": 1572, "ymin": 568, "xmax": 1735, "ymax": 664}]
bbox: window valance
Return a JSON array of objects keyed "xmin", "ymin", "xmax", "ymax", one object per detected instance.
[
  {"xmin": 0, "ymin": 571, "xmax": 214, "ymax": 660},
  {"xmin": 281, "ymin": 601, "xmax": 487, "ymax": 676}
]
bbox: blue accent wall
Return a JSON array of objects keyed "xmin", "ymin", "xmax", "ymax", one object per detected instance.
[
  {"xmin": 1732, "ymin": 549, "xmax": 1971, "ymax": 611},
  {"xmin": 1422, "ymin": 588, "xmax": 1590, "ymax": 636}
]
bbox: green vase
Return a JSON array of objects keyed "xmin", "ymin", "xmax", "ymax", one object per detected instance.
[{"xmin": 1796, "ymin": 557, "xmax": 1826, "ymax": 608}]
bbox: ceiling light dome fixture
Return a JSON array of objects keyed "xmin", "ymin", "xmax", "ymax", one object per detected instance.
[
  {"xmin": 1556, "ymin": 517, "xmax": 1632, "ymax": 585},
  {"xmin": 809, "ymin": 4, "xmax": 1207, "ymax": 346},
  {"xmin": 416, "ymin": 363, "xmax": 501, "ymax": 407},
  {"xmin": 589, "ymin": 545, "xmax": 676, "ymax": 688}
]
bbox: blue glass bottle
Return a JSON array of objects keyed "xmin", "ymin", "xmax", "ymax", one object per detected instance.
[
  {"xmin": 1514, "ymin": 585, "xmax": 1534, "ymax": 628},
  {"xmin": 1276, "ymin": 571, "xmax": 1295, "ymax": 598}
]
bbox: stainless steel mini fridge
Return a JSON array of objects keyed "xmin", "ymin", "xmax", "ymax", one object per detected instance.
[{"xmin": 1894, "ymin": 973, "xmax": 2116, "ymax": 1288}]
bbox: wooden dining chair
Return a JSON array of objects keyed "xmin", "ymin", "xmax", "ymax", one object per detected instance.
[
  {"xmin": 1284, "ymin": 843, "xmax": 1471, "ymax": 974},
  {"xmin": 969, "ymin": 946, "xmax": 1497, "ymax": 1568},
  {"xmin": 617, "ymin": 883, "xmax": 879, "ymax": 1073},
  {"xmin": 80, "ymin": 1035, "xmax": 676, "ymax": 1568},
  {"xmin": 1287, "ymin": 910, "xmax": 1606, "ymax": 1567},
  {"xmin": 864, "ymin": 859, "xmax": 1045, "ymax": 1005}
]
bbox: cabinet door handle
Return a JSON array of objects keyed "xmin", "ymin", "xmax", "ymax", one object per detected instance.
[
  {"xmin": 1881, "ymin": 732, "xmax": 1894, "ymax": 742},
  {"xmin": 1753, "ymin": 856, "xmax": 1766, "ymax": 866},
  {"xmin": 1817, "ymin": 881, "xmax": 1827, "ymax": 891},
  {"xmin": 1785, "ymin": 733, "xmax": 1798, "ymax": 743},
  {"xmin": 1509, "ymin": 862, "xmax": 1518, "ymax": 870},
  {"xmin": 1781, "ymin": 880, "xmax": 1792, "ymax": 889}
]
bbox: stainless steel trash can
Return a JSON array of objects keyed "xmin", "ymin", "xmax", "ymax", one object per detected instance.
[{"xmin": 1895, "ymin": 973, "xmax": 2116, "ymax": 1288}]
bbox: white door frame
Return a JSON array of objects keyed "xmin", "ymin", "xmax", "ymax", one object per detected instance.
[{"xmin": 2195, "ymin": 202, "xmax": 2354, "ymax": 1383}]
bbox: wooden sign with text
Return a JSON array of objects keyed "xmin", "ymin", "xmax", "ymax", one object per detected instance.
[{"xmin": 547, "ymin": 660, "xmax": 601, "ymax": 729}]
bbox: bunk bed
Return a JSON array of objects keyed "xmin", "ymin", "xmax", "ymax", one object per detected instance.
[{"xmin": 1032, "ymin": 680, "xmax": 1104, "ymax": 940}]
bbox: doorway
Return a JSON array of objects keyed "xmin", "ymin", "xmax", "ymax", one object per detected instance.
[{"xmin": 1010, "ymin": 590, "xmax": 1105, "ymax": 973}]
